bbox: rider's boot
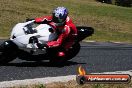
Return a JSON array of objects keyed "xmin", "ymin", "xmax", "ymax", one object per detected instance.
[{"xmin": 57, "ymin": 51, "xmax": 65, "ymax": 57}]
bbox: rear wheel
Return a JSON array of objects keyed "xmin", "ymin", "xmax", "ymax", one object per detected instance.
[
  {"xmin": 49, "ymin": 55, "xmax": 67, "ymax": 65},
  {"xmin": 65, "ymin": 43, "xmax": 80, "ymax": 60},
  {"xmin": 50, "ymin": 43, "xmax": 81, "ymax": 64}
]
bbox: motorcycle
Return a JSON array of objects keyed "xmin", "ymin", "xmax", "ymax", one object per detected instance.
[{"xmin": 0, "ymin": 20, "xmax": 94, "ymax": 64}]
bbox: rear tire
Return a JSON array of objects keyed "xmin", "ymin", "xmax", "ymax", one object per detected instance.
[
  {"xmin": 65, "ymin": 43, "xmax": 80, "ymax": 60},
  {"xmin": 49, "ymin": 56, "xmax": 66, "ymax": 65},
  {"xmin": 49, "ymin": 43, "xmax": 81, "ymax": 64}
]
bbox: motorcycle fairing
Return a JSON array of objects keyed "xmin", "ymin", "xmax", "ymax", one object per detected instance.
[{"xmin": 10, "ymin": 21, "xmax": 58, "ymax": 48}]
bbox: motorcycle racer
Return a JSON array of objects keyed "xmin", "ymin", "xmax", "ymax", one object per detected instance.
[{"xmin": 35, "ymin": 7, "xmax": 78, "ymax": 57}]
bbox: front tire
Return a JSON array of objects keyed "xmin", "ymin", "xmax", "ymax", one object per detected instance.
[
  {"xmin": 0, "ymin": 41, "xmax": 18, "ymax": 65},
  {"xmin": 0, "ymin": 51, "xmax": 17, "ymax": 65}
]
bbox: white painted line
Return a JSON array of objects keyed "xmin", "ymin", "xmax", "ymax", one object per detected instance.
[
  {"xmin": 94, "ymin": 70, "xmax": 132, "ymax": 75},
  {"xmin": 83, "ymin": 40, "xmax": 96, "ymax": 42},
  {"xmin": 0, "ymin": 75, "xmax": 76, "ymax": 88},
  {"xmin": 0, "ymin": 70, "xmax": 132, "ymax": 87}
]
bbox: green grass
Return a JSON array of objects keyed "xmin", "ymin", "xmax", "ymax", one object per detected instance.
[{"xmin": 0, "ymin": 0, "xmax": 132, "ymax": 43}]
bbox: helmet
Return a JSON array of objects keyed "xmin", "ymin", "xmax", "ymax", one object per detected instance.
[{"xmin": 52, "ymin": 7, "xmax": 68, "ymax": 26}]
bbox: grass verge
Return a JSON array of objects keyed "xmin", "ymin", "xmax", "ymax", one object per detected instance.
[
  {"xmin": 12, "ymin": 80, "xmax": 132, "ymax": 88},
  {"xmin": 0, "ymin": 0, "xmax": 132, "ymax": 43}
]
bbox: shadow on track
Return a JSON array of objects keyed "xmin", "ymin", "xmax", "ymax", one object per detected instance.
[{"xmin": 0, "ymin": 61, "xmax": 86, "ymax": 68}]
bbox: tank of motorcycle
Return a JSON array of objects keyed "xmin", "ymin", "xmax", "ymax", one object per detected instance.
[{"xmin": 10, "ymin": 21, "xmax": 58, "ymax": 48}]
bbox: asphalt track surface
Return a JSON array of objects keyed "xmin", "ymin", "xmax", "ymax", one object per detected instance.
[{"xmin": 0, "ymin": 40, "xmax": 132, "ymax": 82}]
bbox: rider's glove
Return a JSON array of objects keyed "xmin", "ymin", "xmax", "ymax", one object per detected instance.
[
  {"xmin": 34, "ymin": 19, "xmax": 49, "ymax": 24},
  {"xmin": 47, "ymin": 41, "xmax": 60, "ymax": 48},
  {"xmin": 26, "ymin": 18, "xmax": 34, "ymax": 22}
]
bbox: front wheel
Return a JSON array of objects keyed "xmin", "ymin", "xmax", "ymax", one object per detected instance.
[
  {"xmin": 0, "ymin": 51, "xmax": 17, "ymax": 65},
  {"xmin": 0, "ymin": 41, "xmax": 18, "ymax": 65}
]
